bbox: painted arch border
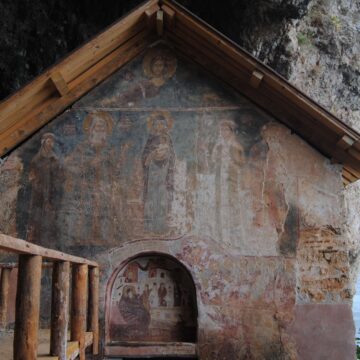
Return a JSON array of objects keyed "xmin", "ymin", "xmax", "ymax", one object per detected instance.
[{"xmin": 102, "ymin": 238, "xmax": 200, "ymax": 348}]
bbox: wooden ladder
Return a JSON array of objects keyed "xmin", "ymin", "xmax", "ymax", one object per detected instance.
[{"xmin": 0, "ymin": 233, "xmax": 99, "ymax": 360}]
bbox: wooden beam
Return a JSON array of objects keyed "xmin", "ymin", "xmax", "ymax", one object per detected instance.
[
  {"xmin": 0, "ymin": 267, "xmax": 11, "ymax": 328},
  {"xmin": 14, "ymin": 255, "xmax": 42, "ymax": 360},
  {"xmin": 336, "ymin": 134, "xmax": 355, "ymax": 150},
  {"xmin": 71, "ymin": 264, "xmax": 88, "ymax": 360},
  {"xmin": 249, "ymin": 70, "xmax": 264, "ymax": 89},
  {"xmin": 157, "ymin": 10, "xmax": 164, "ymax": 36},
  {"xmin": 50, "ymin": 261, "xmax": 70, "ymax": 360},
  {"xmin": 145, "ymin": 3, "xmax": 160, "ymax": 28},
  {"xmin": 50, "ymin": 72, "xmax": 69, "ymax": 97},
  {"xmin": 162, "ymin": 4, "xmax": 176, "ymax": 30},
  {"xmin": 88, "ymin": 267, "xmax": 99, "ymax": 355},
  {"xmin": 0, "ymin": 0, "xmax": 159, "ymax": 156},
  {"xmin": 0, "ymin": 29, "xmax": 154, "ymax": 156},
  {"xmin": 0, "ymin": 233, "xmax": 98, "ymax": 267}
]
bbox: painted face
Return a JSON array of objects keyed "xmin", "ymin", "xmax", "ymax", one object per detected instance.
[
  {"xmin": 151, "ymin": 57, "xmax": 165, "ymax": 77},
  {"xmin": 220, "ymin": 123, "xmax": 235, "ymax": 140},
  {"xmin": 90, "ymin": 116, "xmax": 108, "ymax": 144}
]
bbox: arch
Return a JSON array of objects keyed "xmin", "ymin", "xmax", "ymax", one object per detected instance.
[{"xmin": 105, "ymin": 251, "xmax": 198, "ymax": 357}]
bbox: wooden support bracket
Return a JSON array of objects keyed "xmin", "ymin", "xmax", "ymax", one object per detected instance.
[
  {"xmin": 145, "ymin": 3, "xmax": 160, "ymax": 28},
  {"xmin": 157, "ymin": 10, "xmax": 164, "ymax": 36},
  {"xmin": 336, "ymin": 134, "xmax": 355, "ymax": 151},
  {"xmin": 50, "ymin": 72, "xmax": 69, "ymax": 97},
  {"xmin": 249, "ymin": 70, "xmax": 264, "ymax": 89},
  {"xmin": 162, "ymin": 4, "xmax": 176, "ymax": 30}
]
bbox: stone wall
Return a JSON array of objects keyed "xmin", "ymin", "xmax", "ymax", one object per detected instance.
[{"xmin": 0, "ymin": 43, "xmax": 354, "ymax": 358}]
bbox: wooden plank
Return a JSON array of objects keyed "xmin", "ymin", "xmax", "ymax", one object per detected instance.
[
  {"xmin": 0, "ymin": 0, "xmax": 158, "ymax": 155},
  {"xmin": 157, "ymin": 10, "xmax": 164, "ymax": 36},
  {"xmin": 0, "ymin": 267, "xmax": 11, "ymax": 328},
  {"xmin": 145, "ymin": 3, "xmax": 160, "ymax": 28},
  {"xmin": 0, "ymin": 0, "xmax": 157, "ymax": 113},
  {"xmin": 249, "ymin": 70, "xmax": 264, "ymax": 89},
  {"xmin": 71, "ymin": 264, "xmax": 88, "ymax": 360},
  {"xmin": 50, "ymin": 262, "xmax": 70, "ymax": 360},
  {"xmin": 162, "ymin": 4, "xmax": 176, "ymax": 30},
  {"xmin": 0, "ymin": 233, "xmax": 98, "ymax": 267},
  {"xmin": 0, "ymin": 30, "xmax": 154, "ymax": 156},
  {"xmin": 50, "ymin": 72, "xmax": 69, "ymax": 97},
  {"xmin": 336, "ymin": 134, "xmax": 355, "ymax": 150},
  {"xmin": 105, "ymin": 342, "xmax": 197, "ymax": 357},
  {"xmin": 14, "ymin": 255, "xmax": 42, "ymax": 360},
  {"xmin": 88, "ymin": 267, "xmax": 99, "ymax": 355}
]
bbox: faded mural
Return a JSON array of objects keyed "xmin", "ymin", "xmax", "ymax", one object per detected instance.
[
  {"xmin": 2, "ymin": 44, "xmax": 297, "ymax": 254},
  {"xmin": 0, "ymin": 43, "xmax": 353, "ymax": 358},
  {"xmin": 109, "ymin": 255, "xmax": 196, "ymax": 343}
]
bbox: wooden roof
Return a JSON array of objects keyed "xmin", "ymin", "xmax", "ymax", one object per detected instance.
[{"xmin": 0, "ymin": 0, "xmax": 359, "ymax": 185}]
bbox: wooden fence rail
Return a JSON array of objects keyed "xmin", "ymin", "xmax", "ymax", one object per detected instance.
[{"xmin": 0, "ymin": 233, "xmax": 99, "ymax": 360}]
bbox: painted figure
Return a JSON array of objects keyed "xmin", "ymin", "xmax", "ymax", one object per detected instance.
[
  {"xmin": 27, "ymin": 133, "xmax": 64, "ymax": 246},
  {"xmin": 212, "ymin": 119, "xmax": 245, "ymax": 245},
  {"xmin": 64, "ymin": 111, "xmax": 114, "ymax": 244},
  {"xmin": 102, "ymin": 47, "xmax": 177, "ymax": 106},
  {"xmin": 118, "ymin": 285, "xmax": 150, "ymax": 331},
  {"xmin": 158, "ymin": 283, "xmax": 167, "ymax": 307},
  {"xmin": 142, "ymin": 111, "xmax": 175, "ymax": 234}
]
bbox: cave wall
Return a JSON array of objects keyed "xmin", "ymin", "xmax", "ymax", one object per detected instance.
[{"xmin": 0, "ymin": 43, "xmax": 355, "ymax": 359}]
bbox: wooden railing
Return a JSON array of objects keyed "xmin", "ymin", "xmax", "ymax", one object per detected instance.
[{"xmin": 0, "ymin": 233, "xmax": 99, "ymax": 360}]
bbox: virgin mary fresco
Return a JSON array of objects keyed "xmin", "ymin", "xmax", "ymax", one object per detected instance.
[{"xmin": 142, "ymin": 111, "xmax": 175, "ymax": 234}]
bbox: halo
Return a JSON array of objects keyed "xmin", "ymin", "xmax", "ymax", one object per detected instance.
[
  {"xmin": 143, "ymin": 47, "xmax": 177, "ymax": 81},
  {"xmin": 83, "ymin": 111, "xmax": 114, "ymax": 134},
  {"xmin": 41, "ymin": 132, "xmax": 56, "ymax": 141},
  {"xmin": 147, "ymin": 111, "xmax": 174, "ymax": 132}
]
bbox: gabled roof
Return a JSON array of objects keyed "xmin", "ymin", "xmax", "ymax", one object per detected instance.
[{"xmin": 0, "ymin": 0, "xmax": 359, "ymax": 185}]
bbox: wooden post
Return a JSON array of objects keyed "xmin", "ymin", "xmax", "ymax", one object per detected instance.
[
  {"xmin": 13, "ymin": 255, "xmax": 42, "ymax": 360},
  {"xmin": 0, "ymin": 267, "xmax": 11, "ymax": 328},
  {"xmin": 50, "ymin": 261, "xmax": 70, "ymax": 360},
  {"xmin": 71, "ymin": 264, "xmax": 88, "ymax": 360},
  {"xmin": 88, "ymin": 267, "xmax": 99, "ymax": 354}
]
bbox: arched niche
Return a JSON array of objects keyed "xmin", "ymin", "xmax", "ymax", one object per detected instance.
[{"xmin": 105, "ymin": 253, "xmax": 198, "ymax": 357}]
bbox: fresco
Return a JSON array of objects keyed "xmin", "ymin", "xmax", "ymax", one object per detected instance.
[
  {"xmin": 108, "ymin": 256, "xmax": 197, "ymax": 343},
  {"xmin": 0, "ymin": 43, "xmax": 298, "ymax": 255}
]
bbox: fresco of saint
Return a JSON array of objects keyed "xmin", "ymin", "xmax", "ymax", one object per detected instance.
[
  {"xmin": 101, "ymin": 47, "xmax": 177, "ymax": 106},
  {"xmin": 212, "ymin": 119, "xmax": 246, "ymax": 246},
  {"xmin": 63, "ymin": 111, "xmax": 114, "ymax": 245},
  {"xmin": 142, "ymin": 111, "xmax": 176, "ymax": 234},
  {"xmin": 27, "ymin": 133, "xmax": 64, "ymax": 246}
]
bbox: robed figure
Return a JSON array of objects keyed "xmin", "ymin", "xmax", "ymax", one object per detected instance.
[
  {"xmin": 142, "ymin": 111, "xmax": 175, "ymax": 234},
  {"xmin": 27, "ymin": 133, "xmax": 64, "ymax": 246}
]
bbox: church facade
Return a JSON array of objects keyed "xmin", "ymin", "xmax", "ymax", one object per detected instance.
[{"xmin": 0, "ymin": 1, "xmax": 358, "ymax": 359}]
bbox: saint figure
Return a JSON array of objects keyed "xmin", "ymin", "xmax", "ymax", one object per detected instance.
[
  {"xmin": 27, "ymin": 133, "xmax": 64, "ymax": 246},
  {"xmin": 142, "ymin": 111, "xmax": 175, "ymax": 234}
]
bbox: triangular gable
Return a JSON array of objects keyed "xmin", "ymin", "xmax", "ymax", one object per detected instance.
[{"xmin": 0, "ymin": 0, "xmax": 359, "ymax": 184}]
